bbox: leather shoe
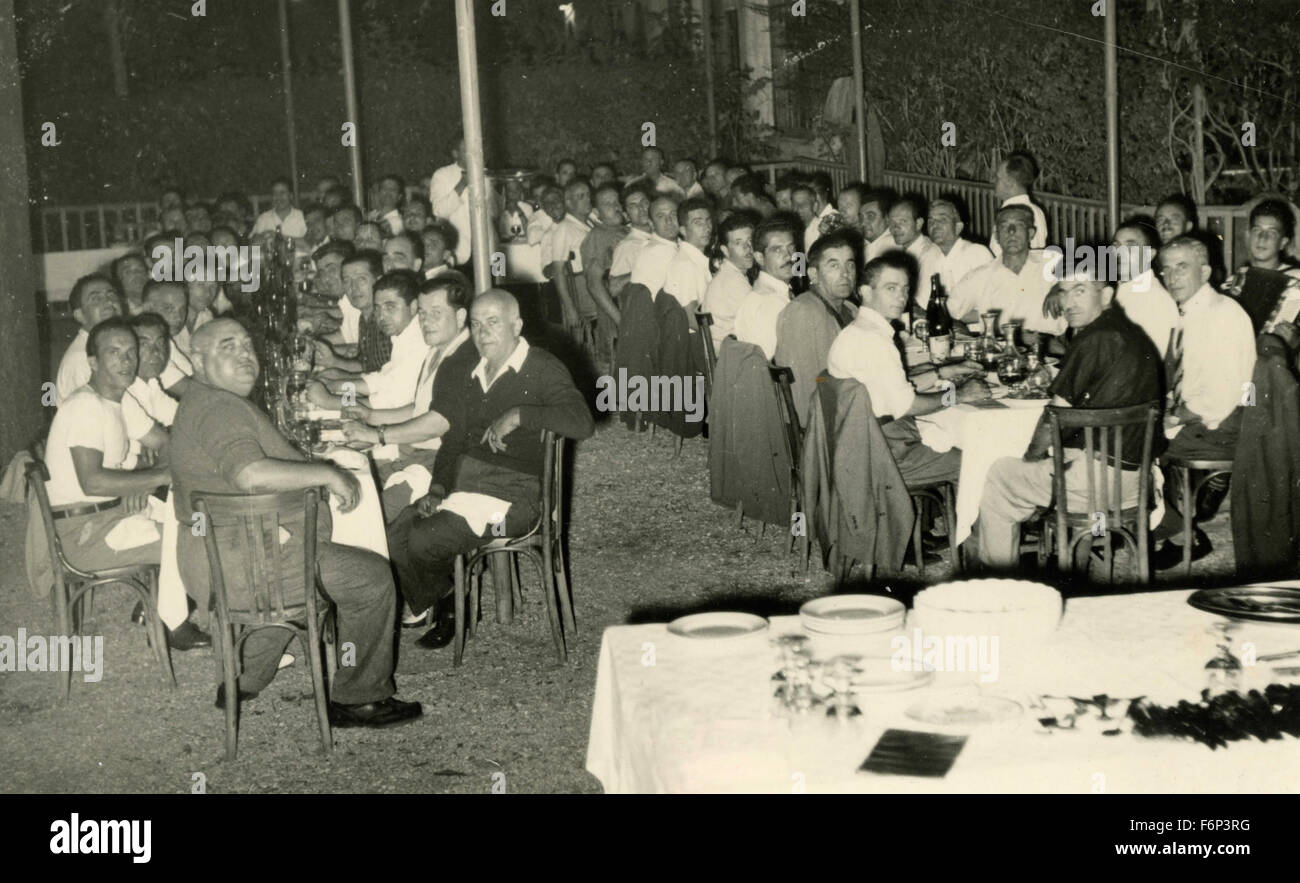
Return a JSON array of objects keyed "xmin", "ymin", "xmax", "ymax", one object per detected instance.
[
  {"xmin": 401, "ymin": 607, "xmax": 433, "ymax": 629},
  {"xmin": 415, "ymin": 610, "xmax": 456, "ymax": 649},
  {"xmin": 167, "ymin": 621, "xmax": 212, "ymax": 651},
  {"xmin": 1153, "ymin": 530, "xmax": 1211, "ymax": 571},
  {"xmin": 214, "ymin": 684, "xmax": 260, "ymax": 710},
  {"xmin": 328, "ymin": 696, "xmax": 423, "ymax": 728},
  {"xmin": 1195, "ymin": 475, "xmax": 1231, "ymax": 522}
]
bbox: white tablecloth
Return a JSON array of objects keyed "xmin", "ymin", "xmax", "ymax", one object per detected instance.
[
  {"xmin": 916, "ymin": 400, "xmax": 1047, "ymax": 544},
  {"xmin": 586, "ymin": 589, "xmax": 1300, "ymax": 793}
]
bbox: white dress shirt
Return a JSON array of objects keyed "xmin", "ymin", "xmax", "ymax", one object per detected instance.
[
  {"xmin": 430, "ymin": 162, "xmax": 473, "ymax": 265},
  {"xmin": 410, "ymin": 328, "xmax": 471, "ymax": 451},
  {"xmin": 122, "ymin": 376, "xmax": 179, "ymax": 439},
  {"xmin": 1116, "ymin": 269, "xmax": 1179, "ymax": 359},
  {"xmin": 733, "ymin": 271, "xmax": 792, "ymax": 359},
  {"xmin": 662, "ymin": 240, "xmax": 712, "ymax": 309},
  {"xmin": 703, "ymin": 260, "xmax": 752, "ymax": 350},
  {"xmin": 865, "ymin": 230, "xmax": 894, "ymax": 262},
  {"xmin": 159, "ymin": 344, "xmax": 193, "ymax": 389},
  {"xmin": 44, "ymin": 386, "xmax": 132, "ymax": 506},
  {"xmin": 338, "ymin": 296, "xmax": 362, "ymax": 344},
  {"xmin": 526, "ymin": 210, "xmax": 555, "ymax": 247},
  {"xmin": 948, "ymin": 251, "xmax": 1066, "ymax": 335},
  {"xmin": 804, "ymin": 204, "xmax": 840, "ymax": 252},
  {"xmin": 938, "ymin": 238, "xmax": 994, "ymax": 296},
  {"xmin": 251, "ymin": 207, "xmax": 307, "ymax": 239},
  {"xmin": 827, "ymin": 306, "xmax": 916, "ymax": 421},
  {"xmin": 1171, "ymin": 283, "xmax": 1256, "ymax": 432},
  {"xmin": 609, "ymin": 227, "xmax": 653, "ymax": 278},
  {"xmin": 542, "ymin": 213, "xmax": 592, "ymax": 271},
  {"xmin": 55, "ymin": 328, "xmax": 91, "ymax": 405},
  {"xmin": 990, "ymin": 194, "xmax": 1048, "ymax": 257},
  {"xmin": 629, "ymin": 234, "xmax": 679, "ymax": 294},
  {"xmin": 362, "ymin": 315, "xmax": 432, "ymax": 410},
  {"xmin": 905, "ymin": 234, "xmax": 946, "ymax": 308}
]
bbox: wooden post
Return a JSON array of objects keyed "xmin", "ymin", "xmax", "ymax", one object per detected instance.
[
  {"xmin": 454, "ymin": 0, "xmax": 493, "ymax": 295},
  {"xmin": 0, "ymin": 0, "xmax": 46, "ymax": 463},
  {"xmin": 1103, "ymin": 0, "xmax": 1120, "ymax": 230},
  {"xmin": 278, "ymin": 0, "xmax": 300, "ymax": 198},
  {"xmin": 701, "ymin": 0, "xmax": 718, "ymax": 157},
  {"xmin": 849, "ymin": 0, "xmax": 868, "ymax": 182},
  {"xmin": 338, "ymin": 0, "xmax": 365, "ymax": 209}
]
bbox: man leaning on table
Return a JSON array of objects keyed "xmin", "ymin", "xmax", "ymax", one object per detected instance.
[
  {"xmin": 975, "ymin": 271, "xmax": 1165, "ymax": 569},
  {"xmin": 827, "ymin": 251, "xmax": 989, "ymax": 489},
  {"xmin": 388, "ymin": 290, "xmax": 595, "ymax": 651},
  {"xmin": 170, "ymin": 318, "xmax": 421, "ymax": 728}
]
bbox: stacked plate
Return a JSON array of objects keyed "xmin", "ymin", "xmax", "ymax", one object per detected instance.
[{"xmin": 799, "ymin": 595, "xmax": 906, "ymax": 636}]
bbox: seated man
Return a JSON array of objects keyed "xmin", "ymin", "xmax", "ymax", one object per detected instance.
[
  {"xmin": 388, "ymin": 290, "xmax": 595, "ymax": 649},
  {"xmin": 543, "ymin": 179, "xmax": 594, "ymax": 331},
  {"xmin": 661, "ymin": 196, "xmax": 715, "ymax": 313},
  {"xmin": 628, "ymin": 195, "xmax": 681, "ymax": 297},
  {"xmin": 828, "ymin": 251, "xmax": 986, "ymax": 488},
  {"xmin": 733, "ymin": 217, "xmax": 797, "ymax": 359},
  {"xmin": 885, "ymin": 196, "xmax": 944, "ymax": 309},
  {"xmin": 421, "ymin": 221, "xmax": 458, "ymax": 278},
  {"xmin": 43, "ymin": 317, "xmax": 208, "ymax": 649},
  {"xmin": 56, "ymin": 274, "xmax": 123, "ymax": 405},
  {"xmin": 607, "ymin": 183, "xmax": 655, "ymax": 300},
  {"xmin": 170, "ymin": 318, "xmax": 421, "ymax": 726},
  {"xmin": 113, "ymin": 253, "xmax": 151, "ymax": 316},
  {"xmin": 316, "ymin": 250, "xmax": 392, "ymax": 374},
  {"xmin": 1224, "ymin": 198, "xmax": 1300, "ymax": 334},
  {"xmin": 579, "ymin": 183, "xmax": 630, "ymax": 362},
  {"xmin": 142, "ymin": 280, "xmax": 194, "ymax": 397},
  {"xmin": 1152, "ymin": 236, "xmax": 1257, "ymax": 568},
  {"xmin": 703, "ymin": 210, "xmax": 759, "ymax": 350},
  {"xmin": 121, "ymin": 312, "xmax": 180, "ymax": 459},
  {"xmin": 382, "ymin": 230, "xmax": 424, "ymax": 274},
  {"xmin": 976, "ymin": 272, "xmax": 1165, "ymax": 569},
  {"xmin": 341, "ymin": 274, "xmax": 479, "ymax": 522},
  {"xmin": 309, "ymin": 270, "xmax": 430, "ymax": 413}
]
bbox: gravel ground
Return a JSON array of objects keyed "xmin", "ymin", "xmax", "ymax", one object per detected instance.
[{"xmin": 0, "ymin": 413, "xmax": 1237, "ymax": 793}]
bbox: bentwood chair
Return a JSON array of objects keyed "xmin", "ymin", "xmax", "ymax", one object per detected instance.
[
  {"xmin": 1158, "ymin": 455, "xmax": 1234, "ymax": 578},
  {"xmin": 694, "ymin": 311, "xmax": 717, "ymax": 401},
  {"xmin": 192, "ymin": 488, "xmax": 336, "ymax": 759},
  {"xmin": 1038, "ymin": 402, "xmax": 1160, "ymax": 584},
  {"xmin": 561, "ymin": 263, "xmax": 597, "ymax": 358},
  {"xmin": 452, "ymin": 432, "xmax": 574, "ymax": 666},
  {"xmin": 25, "ymin": 453, "xmax": 175, "ymax": 700},
  {"xmin": 768, "ymin": 364, "xmax": 811, "ymax": 570}
]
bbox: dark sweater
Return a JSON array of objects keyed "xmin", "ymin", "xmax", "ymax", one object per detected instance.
[{"xmin": 432, "ymin": 342, "xmax": 595, "ymax": 499}]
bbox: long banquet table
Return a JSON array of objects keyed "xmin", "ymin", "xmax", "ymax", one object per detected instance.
[{"xmin": 585, "ymin": 588, "xmax": 1300, "ymax": 793}]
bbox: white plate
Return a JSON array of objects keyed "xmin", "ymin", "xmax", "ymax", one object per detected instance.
[
  {"xmin": 667, "ymin": 612, "xmax": 768, "ymax": 641},
  {"xmin": 849, "ymin": 655, "xmax": 934, "ymax": 693},
  {"xmin": 800, "ymin": 595, "xmax": 906, "ymax": 635}
]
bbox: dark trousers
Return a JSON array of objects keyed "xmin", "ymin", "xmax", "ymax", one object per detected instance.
[
  {"xmin": 1154, "ymin": 413, "xmax": 1240, "ymax": 543},
  {"xmin": 882, "ymin": 416, "xmax": 963, "ymax": 488},
  {"xmin": 388, "ymin": 498, "xmax": 540, "ymax": 616}
]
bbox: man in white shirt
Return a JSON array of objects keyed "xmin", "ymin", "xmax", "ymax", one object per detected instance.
[
  {"xmin": 886, "ymin": 197, "xmax": 945, "ymax": 309},
  {"xmin": 310, "ymin": 270, "xmax": 431, "ymax": 412},
  {"xmin": 528, "ymin": 185, "xmax": 564, "ymax": 247},
  {"xmin": 662, "ymin": 197, "xmax": 714, "ymax": 312},
  {"xmin": 382, "ymin": 231, "xmax": 424, "ymax": 274},
  {"xmin": 629, "ymin": 147, "xmax": 684, "ymax": 197},
  {"xmin": 673, "ymin": 159, "xmax": 705, "ymax": 200},
  {"xmin": 947, "ymin": 205, "xmax": 1065, "ymax": 336},
  {"xmin": 544, "ymin": 179, "xmax": 595, "ymax": 332},
  {"xmin": 429, "ymin": 129, "xmax": 473, "ymax": 266},
  {"xmin": 990, "ymin": 152, "xmax": 1048, "ymax": 257},
  {"xmin": 793, "ymin": 180, "xmax": 839, "ymax": 252},
  {"xmin": 56, "ymin": 273, "xmax": 123, "ymax": 405},
  {"xmin": 608, "ymin": 184, "xmax": 655, "ymax": 300},
  {"xmin": 142, "ymin": 280, "xmax": 194, "ymax": 396},
  {"xmin": 861, "ymin": 187, "xmax": 896, "ymax": 261},
  {"xmin": 420, "ymin": 222, "xmax": 456, "ymax": 278},
  {"xmin": 251, "ymin": 177, "xmax": 308, "ymax": 239},
  {"xmin": 370, "ymin": 174, "xmax": 406, "ymax": 235},
  {"xmin": 121, "ymin": 312, "xmax": 180, "ymax": 457},
  {"xmin": 927, "ymin": 198, "xmax": 993, "ymax": 295},
  {"xmin": 835, "ymin": 183, "xmax": 866, "ymax": 233},
  {"xmin": 703, "ymin": 210, "xmax": 758, "ymax": 350},
  {"xmin": 733, "ymin": 217, "xmax": 797, "ymax": 359},
  {"xmin": 1152, "ymin": 236, "xmax": 1257, "ymax": 568},
  {"xmin": 401, "ymin": 195, "xmax": 432, "ymax": 236},
  {"xmin": 828, "ymin": 251, "xmax": 987, "ymax": 488},
  {"xmin": 629, "ymin": 195, "xmax": 681, "ymax": 296},
  {"xmin": 1154, "ymin": 193, "xmax": 1197, "ymax": 246}
]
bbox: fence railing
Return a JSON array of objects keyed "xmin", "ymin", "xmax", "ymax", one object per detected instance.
[{"xmin": 33, "ymin": 194, "xmax": 276, "ymax": 253}]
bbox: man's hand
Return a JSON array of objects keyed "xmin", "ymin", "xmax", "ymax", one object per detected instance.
[
  {"xmin": 956, "ymin": 378, "xmax": 992, "ymax": 404},
  {"xmin": 123, "ymin": 493, "xmax": 149, "ymax": 515},
  {"xmin": 341, "ymin": 420, "xmax": 379, "ymax": 445},
  {"xmin": 313, "ymin": 339, "xmax": 338, "ymax": 369},
  {"xmin": 937, "ymin": 360, "xmax": 983, "ymax": 381},
  {"xmin": 326, "ymin": 466, "xmax": 362, "ymax": 513},
  {"xmin": 1042, "ymin": 290, "xmax": 1063, "ymax": 319},
  {"xmin": 341, "ymin": 404, "xmax": 372, "ymax": 423},
  {"xmin": 482, "ymin": 407, "xmax": 522, "ymax": 453},
  {"xmin": 306, "ymin": 380, "xmax": 334, "ymax": 408}
]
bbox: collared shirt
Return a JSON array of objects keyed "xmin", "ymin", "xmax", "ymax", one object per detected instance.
[
  {"xmin": 542, "ymin": 213, "xmax": 592, "ymax": 271},
  {"xmin": 371, "ymin": 207, "xmax": 404, "ymax": 235},
  {"xmin": 122, "ymin": 376, "xmax": 179, "ymax": 442},
  {"xmin": 733, "ymin": 271, "xmax": 792, "ymax": 359},
  {"xmin": 526, "ymin": 210, "xmax": 555, "ymax": 247},
  {"xmin": 338, "ymin": 295, "xmax": 362, "ymax": 344},
  {"xmin": 948, "ymin": 251, "xmax": 1066, "ymax": 335},
  {"xmin": 362, "ymin": 315, "xmax": 430, "ymax": 410},
  {"xmin": 159, "ymin": 344, "xmax": 193, "ymax": 389},
  {"xmin": 430, "ymin": 162, "xmax": 473, "ymax": 265},
  {"xmin": 629, "ymin": 234, "xmax": 679, "ymax": 294},
  {"xmin": 938, "ymin": 238, "xmax": 994, "ymax": 296},
  {"xmin": 904, "ymin": 234, "xmax": 946, "ymax": 308},
  {"xmin": 1170, "ymin": 283, "xmax": 1256, "ymax": 430},
  {"xmin": 472, "ymin": 337, "xmax": 531, "ymax": 393},
  {"xmin": 609, "ymin": 226, "xmax": 653, "ymax": 278},
  {"xmin": 44, "ymin": 385, "xmax": 132, "ymax": 506},
  {"xmin": 703, "ymin": 259, "xmax": 752, "ymax": 350},
  {"xmin": 54, "ymin": 328, "xmax": 91, "ymax": 406},
  {"xmin": 423, "ymin": 262, "xmax": 451, "ymax": 280},
  {"xmin": 804, "ymin": 204, "xmax": 840, "ymax": 252},
  {"xmin": 174, "ymin": 325, "xmax": 193, "ymax": 358},
  {"xmin": 357, "ymin": 311, "xmax": 393, "ymax": 374},
  {"xmin": 251, "ymin": 207, "xmax": 307, "ymax": 239},
  {"xmin": 1116, "ymin": 269, "xmax": 1179, "ymax": 359},
  {"xmin": 827, "ymin": 306, "xmax": 915, "ymax": 421},
  {"xmin": 662, "ymin": 240, "xmax": 712, "ymax": 308},
  {"xmin": 990, "ymin": 193, "xmax": 1049, "ymax": 257},
  {"xmin": 410, "ymin": 328, "xmax": 471, "ymax": 451},
  {"xmin": 865, "ymin": 230, "xmax": 894, "ymax": 262}
]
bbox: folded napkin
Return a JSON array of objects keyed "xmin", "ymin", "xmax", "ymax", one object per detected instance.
[
  {"xmin": 383, "ymin": 464, "xmax": 433, "ymax": 502},
  {"xmin": 369, "ymin": 443, "xmax": 401, "ymax": 462},
  {"xmin": 437, "ymin": 492, "xmax": 511, "ymax": 536},
  {"xmin": 104, "ymin": 506, "xmax": 163, "ymax": 552}
]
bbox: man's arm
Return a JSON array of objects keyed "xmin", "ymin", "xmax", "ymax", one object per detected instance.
[
  {"xmin": 514, "ymin": 358, "xmax": 596, "ymax": 441},
  {"xmin": 584, "ymin": 261, "xmax": 621, "ymax": 325},
  {"xmin": 70, "ymin": 447, "xmax": 169, "ymax": 498},
  {"xmin": 233, "ymin": 458, "xmax": 361, "ymax": 512},
  {"xmin": 344, "ymin": 408, "xmax": 450, "ymax": 447},
  {"xmin": 550, "ymin": 260, "xmax": 579, "ymax": 328}
]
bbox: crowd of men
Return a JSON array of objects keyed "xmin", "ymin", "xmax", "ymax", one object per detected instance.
[{"xmin": 38, "ymin": 133, "xmax": 1300, "ymax": 721}]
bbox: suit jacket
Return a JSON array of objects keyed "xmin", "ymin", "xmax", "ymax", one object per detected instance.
[
  {"xmin": 708, "ymin": 337, "xmax": 791, "ymax": 527},
  {"xmin": 1231, "ymin": 334, "xmax": 1300, "ymax": 578},
  {"xmin": 615, "ymin": 283, "xmax": 659, "ymax": 430},
  {"xmin": 653, "ymin": 292, "xmax": 705, "ymax": 439},
  {"xmin": 775, "ymin": 291, "xmax": 851, "ymax": 428}
]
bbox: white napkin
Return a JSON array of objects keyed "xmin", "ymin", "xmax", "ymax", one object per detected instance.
[
  {"xmin": 382, "ymin": 464, "xmax": 432, "ymax": 501},
  {"xmin": 104, "ymin": 497, "xmax": 169, "ymax": 551},
  {"xmin": 437, "ymin": 492, "xmax": 512, "ymax": 536},
  {"xmin": 370, "ymin": 443, "xmax": 401, "ymax": 462}
]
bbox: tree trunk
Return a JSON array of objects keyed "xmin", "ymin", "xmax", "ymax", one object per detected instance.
[
  {"xmin": 1191, "ymin": 82, "xmax": 1206, "ymax": 204},
  {"xmin": 103, "ymin": 0, "xmax": 129, "ymax": 98}
]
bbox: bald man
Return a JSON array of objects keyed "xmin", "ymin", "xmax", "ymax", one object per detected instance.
[
  {"xmin": 170, "ymin": 318, "xmax": 421, "ymax": 727},
  {"xmin": 388, "ymin": 290, "xmax": 595, "ymax": 649}
]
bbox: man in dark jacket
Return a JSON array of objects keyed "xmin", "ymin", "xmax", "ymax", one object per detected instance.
[{"xmin": 388, "ymin": 290, "xmax": 595, "ymax": 649}]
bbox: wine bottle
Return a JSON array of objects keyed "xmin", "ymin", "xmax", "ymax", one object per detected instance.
[{"xmin": 925, "ymin": 274, "xmax": 952, "ymax": 361}]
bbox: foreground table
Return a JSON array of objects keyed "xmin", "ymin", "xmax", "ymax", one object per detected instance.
[{"xmin": 586, "ymin": 589, "xmax": 1300, "ymax": 793}]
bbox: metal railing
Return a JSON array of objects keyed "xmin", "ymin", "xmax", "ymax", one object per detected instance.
[{"xmin": 34, "ymin": 194, "xmax": 275, "ymax": 253}]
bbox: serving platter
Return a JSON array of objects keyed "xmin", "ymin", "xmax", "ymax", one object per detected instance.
[{"xmin": 1188, "ymin": 586, "xmax": 1300, "ymax": 624}]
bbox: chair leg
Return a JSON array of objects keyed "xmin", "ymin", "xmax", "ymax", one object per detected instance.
[
  {"xmin": 304, "ymin": 619, "xmax": 332, "ymax": 754},
  {"xmin": 221, "ymin": 621, "xmax": 240, "ymax": 762},
  {"xmin": 533, "ymin": 548, "xmax": 566, "ymax": 663},
  {"xmin": 470, "ymin": 562, "xmax": 482, "ymax": 639},
  {"xmin": 324, "ymin": 609, "xmax": 337, "ymax": 691},
  {"xmin": 943, "ymin": 486, "xmax": 960, "ymax": 574},
  {"xmin": 553, "ymin": 538, "xmax": 577, "ymax": 636},
  {"xmin": 453, "ymin": 555, "xmax": 466, "ymax": 667},
  {"xmin": 145, "ymin": 570, "xmax": 176, "ymax": 689},
  {"xmin": 911, "ymin": 499, "xmax": 925, "ymax": 577},
  {"xmin": 1181, "ymin": 466, "xmax": 1193, "ymax": 578},
  {"xmin": 53, "ymin": 582, "xmax": 72, "ymax": 701}
]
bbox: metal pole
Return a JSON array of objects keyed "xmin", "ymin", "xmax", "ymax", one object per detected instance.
[
  {"xmin": 454, "ymin": 0, "xmax": 492, "ymax": 294},
  {"xmin": 701, "ymin": 0, "xmax": 717, "ymax": 157},
  {"xmin": 278, "ymin": 0, "xmax": 299, "ymax": 198},
  {"xmin": 338, "ymin": 0, "xmax": 365, "ymax": 209},
  {"xmin": 849, "ymin": 0, "xmax": 868, "ymax": 182},
  {"xmin": 1104, "ymin": 1, "xmax": 1119, "ymax": 229}
]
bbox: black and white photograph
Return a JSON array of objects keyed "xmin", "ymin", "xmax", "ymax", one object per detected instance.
[{"xmin": 0, "ymin": 0, "xmax": 1297, "ymax": 847}]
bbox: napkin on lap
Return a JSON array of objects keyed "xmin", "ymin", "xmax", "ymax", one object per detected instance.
[
  {"xmin": 370, "ymin": 443, "xmax": 401, "ymax": 462},
  {"xmin": 104, "ymin": 513, "xmax": 161, "ymax": 551},
  {"xmin": 383, "ymin": 464, "xmax": 433, "ymax": 501}
]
